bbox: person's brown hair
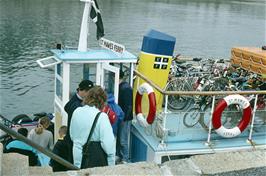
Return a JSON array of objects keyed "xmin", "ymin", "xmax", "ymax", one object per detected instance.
[
  {"xmin": 35, "ymin": 116, "xmax": 50, "ymax": 135},
  {"xmin": 83, "ymin": 86, "xmax": 107, "ymax": 110},
  {"xmin": 59, "ymin": 125, "xmax": 67, "ymax": 136}
]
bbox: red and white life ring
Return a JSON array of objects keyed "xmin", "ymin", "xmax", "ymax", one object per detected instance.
[
  {"xmin": 212, "ymin": 94, "xmax": 252, "ymax": 138},
  {"xmin": 135, "ymin": 83, "xmax": 156, "ymax": 127}
]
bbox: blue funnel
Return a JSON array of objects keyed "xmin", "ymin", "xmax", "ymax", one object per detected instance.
[{"xmin": 141, "ymin": 29, "xmax": 176, "ymax": 56}]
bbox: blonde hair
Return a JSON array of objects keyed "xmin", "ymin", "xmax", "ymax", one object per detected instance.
[
  {"xmin": 35, "ymin": 116, "xmax": 50, "ymax": 135},
  {"xmin": 83, "ymin": 86, "xmax": 107, "ymax": 110}
]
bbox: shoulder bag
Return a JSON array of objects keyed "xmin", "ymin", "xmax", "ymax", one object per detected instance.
[{"xmin": 80, "ymin": 112, "xmax": 108, "ymax": 169}]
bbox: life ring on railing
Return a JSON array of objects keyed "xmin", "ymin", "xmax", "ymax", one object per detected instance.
[
  {"xmin": 212, "ymin": 94, "xmax": 252, "ymax": 138},
  {"xmin": 135, "ymin": 83, "xmax": 156, "ymax": 127}
]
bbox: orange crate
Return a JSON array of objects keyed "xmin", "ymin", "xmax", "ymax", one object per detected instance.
[
  {"xmin": 250, "ymin": 62, "xmax": 262, "ymax": 74},
  {"xmin": 231, "ymin": 57, "xmax": 241, "ymax": 65},
  {"xmin": 260, "ymin": 66, "xmax": 266, "ymax": 74},
  {"xmin": 231, "ymin": 47, "xmax": 266, "ymax": 75},
  {"xmin": 231, "ymin": 50, "xmax": 242, "ymax": 58},
  {"xmin": 250, "ymin": 55, "xmax": 263, "ymax": 64},
  {"xmin": 240, "ymin": 60, "xmax": 251, "ymax": 70}
]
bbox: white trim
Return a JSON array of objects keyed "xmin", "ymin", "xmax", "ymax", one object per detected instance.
[
  {"xmin": 96, "ymin": 63, "xmax": 101, "ymax": 85},
  {"xmin": 138, "ymin": 83, "xmax": 154, "ymax": 95},
  {"xmin": 101, "ymin": 63, "xmax": 120, "ymax": 103},
  {"xmin": 215, "ymin": 126, "xmax": 241, "ymax": 138},
  {"xmin": 136, "ymin": 113, "xmax": 150, "ymax": 127},
  {"xmin": 63, "ymin": 59, "xmax": 137, "ymax": 64},
  {"xmin": 151, "ymin": 145, "xmax": 266, "ymax": 164},
  {"xmin": 62, "ymin": 62, "xmax": 70, "ymax": 125},
  {"xmin": 54, "ymin": 98, "xmax": 63, "ymax": 110},
  {"xmin": 130, "ymin": 63, "xmax": 134, "ymax": 87},
  {"xmin": 224, "ymin": 94, "xmax": 250, "ymax": 109}
]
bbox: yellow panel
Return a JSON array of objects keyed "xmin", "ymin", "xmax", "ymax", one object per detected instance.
[{"xmin": 133, "ymin": 52, "xmax": 172, "ymax": 115}]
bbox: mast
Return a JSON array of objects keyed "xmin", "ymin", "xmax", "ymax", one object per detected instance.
[{"xmin": 78, "ymin": 0, "xmax": 92, "ymax": 52}]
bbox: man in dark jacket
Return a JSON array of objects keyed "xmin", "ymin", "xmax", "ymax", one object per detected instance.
[
  {"xmin": 117, "ymin": 71, "xmax": 133, "ymax": 163},
  {"xmin": 64, "ymin": 80, "xmax": 94, "ymax": 164}
]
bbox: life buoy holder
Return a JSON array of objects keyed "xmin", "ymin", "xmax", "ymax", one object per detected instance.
[
  {"xmin": 135, "ymin": 83, "xmax": 156, "ymax": 127},
  {"xmin": 212, "ymin": 94, "xmax": 252, "ymax": 138}
]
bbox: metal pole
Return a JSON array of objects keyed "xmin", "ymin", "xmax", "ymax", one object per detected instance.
[
  {"xmin": 248, "ymin": 94, "xmax": 258, "ymax": 140},
  {"xmin": 164, "ymin": 95, "xmax": 168, "ymax": 114},
  {"xmin": 207, "ymin": 95, "xmax": 216, "ymax": 144},
  {"xmin": 160, "ymin": 95, "xmax": 169, "ymax": 145},
  {"xmin": 78, "ymin": 0, "xmax": 92, "ymax": 52},
  {"xmin": 0, "ymin": 123, "xmax": 79, "ymax": 170}
]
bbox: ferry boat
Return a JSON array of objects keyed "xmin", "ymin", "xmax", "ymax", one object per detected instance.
[{"xmin": 1, "ymin": 0, "xmax": 265, "ymax": 166}]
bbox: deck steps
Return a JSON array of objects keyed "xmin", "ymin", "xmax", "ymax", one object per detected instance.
[
  {"xmin": 161, "ymin": 149, "xmax": 266, "ymax": 175},
  {"xmin": 81, "ymin": 162, "xmax": 162, "ymax": 175},
  {"xmin": 2, "ymin": 153, "xmax": 29, "ymax": 176},
  {"xmin": 0, "ymin": 143, "xmax": 265, "ymax": 175},
  {"xmin": 190, "ymin": 149, "xmax": 266, "ymax": 175},
  {"xmin": 29, "ymin": 166, "xmax": 53, "ymax": 176}
]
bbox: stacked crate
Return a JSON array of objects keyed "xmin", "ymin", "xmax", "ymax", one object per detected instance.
[{"xmin": 231, "ymin": 47, "xmax": 266, "ymax": 75}]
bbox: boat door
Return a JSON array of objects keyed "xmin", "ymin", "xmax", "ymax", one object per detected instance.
[{"xmin": 101, "ymin": 63, "xmax": 120, "ymax": 103}]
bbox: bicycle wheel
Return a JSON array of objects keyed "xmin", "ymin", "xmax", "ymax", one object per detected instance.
[
  {"xmin": 199, "ymin": 103, "xmax": 242, "ymax": 131},
  {"xmin": 166, "ymin": 78, "xmax": 192, "ymax": 110},
  {"xmin": 183, "ymin": 107, "xmax": 201, "ymax": 127},
  {"xmin": 198, "ymin": 103, "xmax": 213, "ymax": 131}
]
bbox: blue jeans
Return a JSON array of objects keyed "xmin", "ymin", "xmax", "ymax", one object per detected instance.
[{"xmin": 116, "ymin": 120, "xmax": 131, "ymax": 162}]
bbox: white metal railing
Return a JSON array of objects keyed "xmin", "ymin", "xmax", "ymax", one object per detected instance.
[{"xmin": 134, "ymin": 70, "xmax": 266, "ymax": 146}]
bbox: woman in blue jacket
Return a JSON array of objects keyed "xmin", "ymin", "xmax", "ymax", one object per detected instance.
[{"xmin": 70, "ymin": 86, "xmax": 115, "ymax": 168}]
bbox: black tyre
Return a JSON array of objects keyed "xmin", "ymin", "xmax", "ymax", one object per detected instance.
[
  {"xmin": 12, "ymin": 114, "xmax": 32, "ymax": 124},
  {"xmin": 166, "ymin": 78, "xmax": 192, "ymax": 110},
  {"xmin": 198, "ymin": 103, "xmax": 213, "ymax": 131}
]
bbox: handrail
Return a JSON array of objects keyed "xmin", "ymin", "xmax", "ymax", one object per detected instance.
[
  {"xmin": 134, "ymin": 70, "xmax": 164, "ymax": 93},
  {"xmin": 134, "ymin": 70, "xmax": 266, "ymax": 95},
  {"xmin": 0, "ymin": 122, "xmax": 79, "ymax": 170}
]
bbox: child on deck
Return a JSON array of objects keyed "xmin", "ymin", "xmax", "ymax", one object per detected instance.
[
  {"xmin": 50, "ymin": 126, "xmax": 69, "ymax": 172},
  {"xmin": 5, "ymin": 128, "xmax": 38, "ymax": 166}
]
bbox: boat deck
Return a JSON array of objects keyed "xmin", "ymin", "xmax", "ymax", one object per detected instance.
[{"xmin": 130, "ymin": 110, "xmax": 266, "ymax": 163}]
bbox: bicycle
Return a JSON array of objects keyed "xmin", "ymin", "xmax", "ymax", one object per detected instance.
[{"xmin": 165, "ymin": 77, "xmax": 194, "ymax": 111}]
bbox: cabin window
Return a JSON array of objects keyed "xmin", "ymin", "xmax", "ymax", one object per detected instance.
[{"xmin": 56, "ymin": 78, "xmax": 62, "ymax": 100}]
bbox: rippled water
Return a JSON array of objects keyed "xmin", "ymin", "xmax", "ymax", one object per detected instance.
[{"xmin": 0, "ymin": 0, "xmax": 265, "ymax": 119}]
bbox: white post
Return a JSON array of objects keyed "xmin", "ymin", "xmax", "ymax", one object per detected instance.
[
  {"xmin": 160, "ymin": 95, "xmax": 168, "ymax": 145},
  {"xmin": 96, "ymin": 63, "xmax": 101, "ymax": 85},
  {"xmin": 248, "ymin": 94, "xmax": 258, "ymax": 141},
  {"xmin": 78, "ymin": 0, "xmax": 92, "ymax": 52},
  {"xmin": 130, "ymin": 63, "xmax": 134, "ymax": 87},
  {"xmin": 206, "ymin": 95, "xmax": 215, "ymax": 144},
  {"xmin": 62, "ymin": 62, "xmax": 70, "ymax": 125}
]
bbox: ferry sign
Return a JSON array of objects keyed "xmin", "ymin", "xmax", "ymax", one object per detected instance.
[{"xmin": 99, "ymin": 38, "xmax": 125, "ymax": 55}]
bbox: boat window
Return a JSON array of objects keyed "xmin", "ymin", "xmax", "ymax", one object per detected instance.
[
  {"xmin": 56, "ymin": 78, "xmax": 62, "ymax": 100},
  {"xmin": 56, "ymin": 64, "xmax": 62, "ymax": 76}
]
